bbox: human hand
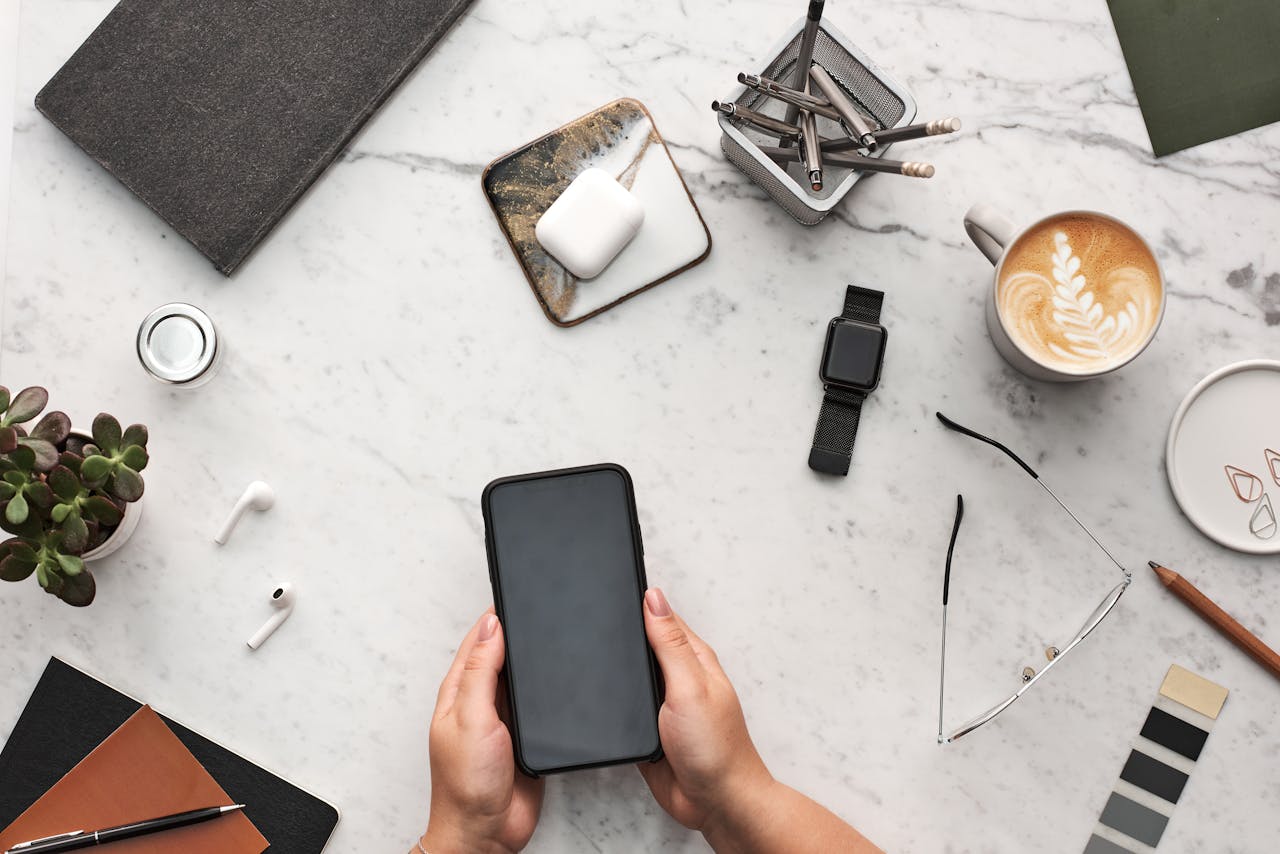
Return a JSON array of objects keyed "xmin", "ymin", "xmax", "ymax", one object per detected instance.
[
  {"xmin": 418, "ymin": 611, "xmax": 544, "ymax": 854},
  {"xmin": 636, "ymin": 588, "xmax": 775, "ymax": 834}
]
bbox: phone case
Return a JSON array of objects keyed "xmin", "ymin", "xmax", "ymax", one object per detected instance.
[{"xmin": 481, "ymin": 463, "xmax": 664, "ymax": 776}]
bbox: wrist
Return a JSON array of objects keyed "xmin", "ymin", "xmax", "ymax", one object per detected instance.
[
  {"xmin": 421, "ymin": 816, "xmax": 515, "ymax": 854},
  {"xmin": 700, "ymin": 760, "xmax": 780, "ymax": 850}
]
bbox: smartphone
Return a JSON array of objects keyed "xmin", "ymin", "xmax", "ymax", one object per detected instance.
[{"xmin": 481, "ymin": 463, "xmax": 663, "ymax": 776}]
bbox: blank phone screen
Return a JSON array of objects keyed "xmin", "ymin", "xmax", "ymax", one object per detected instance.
[{"xmin": 486, "ymin": 468, "xmax": 660, "ymax": 773}]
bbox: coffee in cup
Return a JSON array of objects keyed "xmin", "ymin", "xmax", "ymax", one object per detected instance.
[{"xmin": 964, "ymin": 205, "xmax": 1166, "ymax": 382}]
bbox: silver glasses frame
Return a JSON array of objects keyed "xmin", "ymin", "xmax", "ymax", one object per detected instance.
[{"xmin": 935, "ymin": 413, "xmax": 1132, "ymax": 744}]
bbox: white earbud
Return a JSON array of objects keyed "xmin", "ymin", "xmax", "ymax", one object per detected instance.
[
  {"xmin": 246, "ymin": 583, "xmax": 296, "ymax": 650},
  {"xmin": 214, "ymin": 481, "xmax": 275, "ymax": 544}
]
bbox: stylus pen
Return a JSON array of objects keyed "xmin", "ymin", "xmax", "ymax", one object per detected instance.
[
  {"xmin": 736, "ymin": 73, "xmax": 842, "ymax": 121},
  {"xmin": 760, "ymin": 145, "xmax": 935, "ymax": 178},
  {"xmin": 5, "ymin": 805, "xmax": 246, "ymax": 853},
  {"xmin": 808, "ymin": 63, "xmax": 878, "ymax": 150},
  {"xmin": 781, "ymin": 0, "xmax": 826, "ymax": 136},
  {"xmin": 711, "ymin": 100, "xmax": 801, "ymax": 141}
]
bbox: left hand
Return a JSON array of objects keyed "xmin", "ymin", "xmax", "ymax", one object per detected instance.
[{"xmin": 418, "ymin": 611, "xmax": 544, "ymax": 854}]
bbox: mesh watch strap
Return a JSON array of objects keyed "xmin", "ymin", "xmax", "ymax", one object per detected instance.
[{"xmin": 809, "ymin": 285, "xmax": 884, "ymax": 476}]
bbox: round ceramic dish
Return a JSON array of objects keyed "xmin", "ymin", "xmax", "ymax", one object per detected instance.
[{"xmin": 1166, "ymin": 360, "xmax": 1280, "ymax": 554}]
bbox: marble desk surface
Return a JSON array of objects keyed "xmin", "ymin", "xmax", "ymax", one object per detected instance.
[{"xmin": 2, "ymin": 1, "xmax": 1278, "ymax": 852}]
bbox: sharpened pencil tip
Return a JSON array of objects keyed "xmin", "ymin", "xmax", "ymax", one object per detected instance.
[{"xmin": 1148, "ymin": 560, "xmax": 1161, "ymax": 569}]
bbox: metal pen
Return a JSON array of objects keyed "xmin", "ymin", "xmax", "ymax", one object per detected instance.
[
  {"xmin": 808, "ymin": 63, "xmax": 878, "ymax": 150},
  {"xmin": 737, "ymin": 73, "xmax": 841, "ymax": 121},
  {"xmin": 760, "ymin": 145, "xmax": 935, "ymax": 178},
  {"xmin": 5, "ymin": 805, "xmax": 246, "ymax": 853},
  {"xmin": 798, "ymin": 93, "xmax": 823, "ymax": 191},
  {"xmin": 711, "ymin": 100, "xmax": 801, "ymax": 141},
  {"xmin": 782, "ymin": 0, "xmax": 827, "ymax": 132}
]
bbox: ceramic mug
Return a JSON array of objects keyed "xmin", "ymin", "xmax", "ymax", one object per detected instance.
[{"xmin": 963, "ymin": 204, "xmax": 1167, "ymax": 383}]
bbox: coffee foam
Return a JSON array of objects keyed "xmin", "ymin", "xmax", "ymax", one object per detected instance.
[{"xmin": 997, "ymin": 214, "xmax": 1162, "ymax": 373}]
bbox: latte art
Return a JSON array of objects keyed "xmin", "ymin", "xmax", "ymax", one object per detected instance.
[{"xmin": 997, "ymin": 214, "xmax": 1162, "ymax": 373}]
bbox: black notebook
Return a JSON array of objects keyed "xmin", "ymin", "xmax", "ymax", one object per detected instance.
[
  {"xmin": 35, "ymin": 0, "xmax": 476, "ymax": 274},
  {"xmin": 0, "ymin": 658, "xmax": 339, "ymax": 853}
]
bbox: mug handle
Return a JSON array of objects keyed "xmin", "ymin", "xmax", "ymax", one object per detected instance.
[{"xmin": 963, "ymin": 203, "xmax": 1018, "ymax": 266}]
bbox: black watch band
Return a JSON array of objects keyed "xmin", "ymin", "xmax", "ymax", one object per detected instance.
[{"xmin": 808, "ymin": 285, "xmax": 884, "ymax": 476}]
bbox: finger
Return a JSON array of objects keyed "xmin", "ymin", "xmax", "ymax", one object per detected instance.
[
  {"xmin": 636, "ymin": 756, "xmax": 676, "ymax": 803},
  {"xmin": 455, "ymin": 613, "xmax": 506, "ymax": 729},
  {"xmin": 434, "ymin": 613, "xmax": 489, "ymax": 718},
  {"xmin": 670, "ymin": 611, "xmax": 721, "ymax": 671},
  {"xmin": 643, "ymin": 588, "xmax": 705, "ymax": 690}
]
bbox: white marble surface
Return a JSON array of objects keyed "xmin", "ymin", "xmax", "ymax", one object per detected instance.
[{"xmin": 3, "ymin": 1, "xmax": 1279, "ymax": 852}]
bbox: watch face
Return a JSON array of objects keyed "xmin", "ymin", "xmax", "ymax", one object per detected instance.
[{"xmin": 820, "ymin": 319, "xmax": 887, "ymax": 391}]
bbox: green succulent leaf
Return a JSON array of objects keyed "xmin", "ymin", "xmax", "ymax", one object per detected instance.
[
  {"xmin": 80, "ymin": 455, "xmax": 112, "ymax": 484},
  {"xmin": 56, "ymin": 553, "xmax": 84, "ymax": 577},
  {"xmin": 3, "ymin": 471, "xmax": 26, "ymax": 488},
  {"xmin": 0, "ymin": 509, "xmax": 42, "ymax": 539},
  {"xmin": 0, "ymin": 553, "xmax": 36, "ymax": 582},
  {"xmin": 26, "ymin": 481, "xmax": 54, "ymax": 508},
  {"xmin": 0, "ymin": 387, "xmax": 9, "ymax": 412},
  {"xmin": 120, "ymin": 445, "xmax": 149, "ymax": 471},
  {"xmin": 57, "ymin": 568, "xmax": 94, "ymax": 606},
  {"xmin": 0, "ymin": 484, "xmax": 13, "ymax": 500},
  {"xmin": 30, "ymin": 411, "xmax": 72, "ymax": 444},
  {"xmin": 5, "ymin": 493, "xmax": 29, "ymax": 525},
  {"xmin": 110, "ymin": 466, "xmax": 145, "ymax": 502},
  {"xmin": 4, "ymin": 387, "xmax": 48, "ymax": 425},
  {"xmin": 91, "ymin": 413, "xmax": 123, "ymax": 455},
  {"xmin": 17, "ymin": 437, "xmax": 58, "ymax": 471},
  {"xmin": 0, "ymin": 426, "xmax": 16, "ymax": 454},
  {"xmin": 51, "ymin": 503, "xmax": 72, "ymax": 523},
  {"xmin": 60, "ymin": 513, "xmax": 89, "ymax": 552},
  {"xmin": 82, "ymin": 496, "xmax": 122, "ymax": 527},
  {"xmin": 121, "ymin": 424, "xmax": 149, "ymax": 449},
  {"xmin": 7, "ymin": 445, "xmax": 36, "ymax": 472}
]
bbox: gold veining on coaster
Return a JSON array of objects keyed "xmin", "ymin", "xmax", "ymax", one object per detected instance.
[{"xmin": 482, "ymin": 98, "xmax": 710, "ymax": 327}]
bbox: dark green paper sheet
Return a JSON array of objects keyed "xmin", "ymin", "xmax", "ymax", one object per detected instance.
[{"xmin": 1106, "ymin": 0, "xmax": 1280, "ymax": 156}]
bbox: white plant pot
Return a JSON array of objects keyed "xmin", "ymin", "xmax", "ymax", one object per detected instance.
[{"xmin": 66, "ymin": 429, "xmax": 144, "ymax": 563}]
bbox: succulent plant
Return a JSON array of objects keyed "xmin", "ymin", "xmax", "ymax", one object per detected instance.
[{"xmin": 0, "ymin": 386, "xmax": 149, "ymax": 606}]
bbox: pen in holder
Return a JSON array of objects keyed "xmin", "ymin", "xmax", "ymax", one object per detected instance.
[{"xmin": 717, "ymin": 17, "xmax": 918, "ymax": 225}]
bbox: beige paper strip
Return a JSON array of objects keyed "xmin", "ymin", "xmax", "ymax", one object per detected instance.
[{"xmin": 1159, "ymin": 664, "xmax": 1229, "ymax": 720}]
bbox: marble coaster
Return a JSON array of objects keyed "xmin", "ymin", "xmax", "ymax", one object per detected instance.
[{"xmin": 482, "ymin": 98, "xmax": 711, "ymax": 327}]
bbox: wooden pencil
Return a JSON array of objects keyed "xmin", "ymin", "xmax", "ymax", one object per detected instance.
[{"xmin": 1149, "ymin": 560, "xmax": 1280, "ymax": 681}]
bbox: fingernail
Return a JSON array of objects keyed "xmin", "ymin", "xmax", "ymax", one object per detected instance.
[
  {"xmin": 645, "ymin": 588, "xmax": 671, "ymax": 617},
  {"xmin": 479, "ymin": 614, "xmax": 499, "ymax": 641}
]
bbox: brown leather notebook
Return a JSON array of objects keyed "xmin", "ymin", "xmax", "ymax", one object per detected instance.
[{"xmin": 0, "ymin": 706, "xmax": 267, "ymax": 853}]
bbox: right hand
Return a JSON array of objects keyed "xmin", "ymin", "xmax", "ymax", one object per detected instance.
[{"xmin": 636, "ymin": 588, "xmax": 775, "ymax": 832}]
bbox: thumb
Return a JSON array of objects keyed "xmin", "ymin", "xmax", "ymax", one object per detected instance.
[
  {"xmin": 454, "ymin": 613, "xmax": 505, "ymax": 728},
  {"xmin": 643, "ymin": 588, "xmax": 703, "ymax": 690}
]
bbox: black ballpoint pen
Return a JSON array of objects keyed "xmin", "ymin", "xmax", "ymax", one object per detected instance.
[{"xmin": 5, "ymin": 805, "xmax": 246, "ymax": 853}]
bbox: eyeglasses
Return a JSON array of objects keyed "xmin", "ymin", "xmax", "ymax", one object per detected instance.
[{"xmin": 935, "ymin": 412, "xmax": 1131, "ymax": 744}]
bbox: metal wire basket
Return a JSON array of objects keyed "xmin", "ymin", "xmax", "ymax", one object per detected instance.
[{"xmin": 718, "ymin": 19, "xmax": 917, "ymax": 225}]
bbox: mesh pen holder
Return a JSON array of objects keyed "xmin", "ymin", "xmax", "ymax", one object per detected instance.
[{"xmin": 718, "ymin": 19, "xmax": 917, "ymax": 226}]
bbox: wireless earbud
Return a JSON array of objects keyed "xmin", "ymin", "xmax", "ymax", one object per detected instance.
[
  {"xmin": 247, "ymin": 583, "xmax": 296, "ymax": 650},
  {"xmin": 214, "ymin": 481, "xmax": 275, "ymax": 544}
]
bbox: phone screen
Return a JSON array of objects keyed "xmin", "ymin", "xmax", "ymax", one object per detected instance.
[{"xmin": 485, "ymin": 466, "xmax": 660, "ymax": 774}]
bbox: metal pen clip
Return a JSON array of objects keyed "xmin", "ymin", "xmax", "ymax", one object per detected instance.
[{"xmin": 7, "ymin": 830, "xmax": 86, "ymax": 852}]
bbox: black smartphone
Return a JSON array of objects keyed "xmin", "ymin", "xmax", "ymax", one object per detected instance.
[{"xmin": 481, "ymin": 463, "xmax": 663, "ymax": 776}]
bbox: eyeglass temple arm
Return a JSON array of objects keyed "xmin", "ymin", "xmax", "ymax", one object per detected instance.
[
  {"xmin": 938, "ymin": 494, "xmax": 964, "ymax": 742},
  {"xmin": 935, "ymin": 412, "xmax": 1039, "ymax": 479}
]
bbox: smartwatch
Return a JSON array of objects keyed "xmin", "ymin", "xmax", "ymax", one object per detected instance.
[{"xmin": 808, "ymin": 285, "xmax": 888, "ymax": 476}]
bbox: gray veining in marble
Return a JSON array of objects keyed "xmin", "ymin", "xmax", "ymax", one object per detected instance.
[{"xmin": 2, "ymin": 1, "xmax": 1278, "ymax": 852}]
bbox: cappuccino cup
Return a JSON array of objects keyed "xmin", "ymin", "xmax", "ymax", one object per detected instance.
[{"xmin": 963, "ymin": 204, "xmax": 1166, "ymax": 382}]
